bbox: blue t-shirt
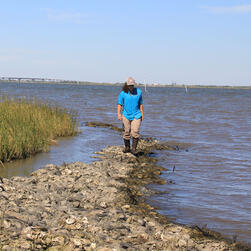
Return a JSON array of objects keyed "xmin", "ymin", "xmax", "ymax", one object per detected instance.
[{"xmin": 117, "ymin": 88, "xmax": 143, "ymax": 120}]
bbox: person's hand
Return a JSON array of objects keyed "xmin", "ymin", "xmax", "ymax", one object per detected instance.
[
  {"xmin": 118, "ymin": 114, "xmax": 122, "ymax": 120},
  {"xmin": 141, "ymin": 114, "xmax": 144, "ymax": 121}
]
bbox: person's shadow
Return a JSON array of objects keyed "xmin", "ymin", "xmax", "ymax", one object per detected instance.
[{"xmin": 136, "ymin": 151, "xmax": 144, "ymax": 156}]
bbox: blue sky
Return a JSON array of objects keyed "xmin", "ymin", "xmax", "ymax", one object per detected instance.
[{"xmin": 1, "ymin": 0, "xmax": 251, "ymax": 85}]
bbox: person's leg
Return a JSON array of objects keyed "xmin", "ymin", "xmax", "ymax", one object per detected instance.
[
  {"xmin": 122, "ymin": 116, "xmax": 131, "ymax": 152},
  {"xmin": 131, "ymin": 118, "xmax": 141, "ymax": 154}
]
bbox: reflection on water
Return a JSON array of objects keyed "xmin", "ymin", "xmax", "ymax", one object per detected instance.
[{"xmin": 0, "ymin": 82, "xmax": 250, "ymax": 243}]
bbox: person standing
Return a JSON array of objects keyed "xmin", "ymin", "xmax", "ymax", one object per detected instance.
[{"xmin": 117, "ymin": 77, "xmax": 144, "ymax": 155}]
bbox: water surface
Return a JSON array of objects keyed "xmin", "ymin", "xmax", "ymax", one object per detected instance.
[{"xmin": 0, "ymin": 82, "xmax": 250, "ymax": 243}]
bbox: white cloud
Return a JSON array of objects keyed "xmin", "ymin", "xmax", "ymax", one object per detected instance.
[
  {"xmin": 202, "ymin": 4, "xmax": 251, "ymax": 14},
  {"xmin": 43, "ymin": 8, "xmax": 91, "ymax": 24}
]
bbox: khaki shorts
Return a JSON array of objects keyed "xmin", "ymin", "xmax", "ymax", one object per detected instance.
[{"xmin": 122, "ymin": 116, "xmax": 141, "ymax": 140}]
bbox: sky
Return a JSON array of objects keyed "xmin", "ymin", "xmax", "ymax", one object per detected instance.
[{"xmin": 0, "ymin": 0, "xmax": 251, "ymax": 86}]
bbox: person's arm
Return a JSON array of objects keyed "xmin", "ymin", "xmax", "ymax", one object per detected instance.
[
  {"xmin": 140, "ymin": 104, "xmax": 144, "ymax": 121},
  {"xmin": 139, "ymin": 91, "xmax": 144, "ymax": 121},
  {"xmin": 117, "ymin": 104, "xmax": 122, "ymax": 120},
  {"xmin": 117, "ymin": 92, "xmax": 124, "ymax": 120}
]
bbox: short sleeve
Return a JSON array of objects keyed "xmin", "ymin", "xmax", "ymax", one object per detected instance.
[
  {"xmin": 139, "ymin": 92, "xmax": 143, "ymax": 105},
  {"xmin": 118, "ymin": 92, "xmax": 124, "ymax": 105}
]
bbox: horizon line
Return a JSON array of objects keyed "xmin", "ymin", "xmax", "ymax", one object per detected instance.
[{"xmin": 0, "ymin": 76, "xmax": 250, "ymax": 87}]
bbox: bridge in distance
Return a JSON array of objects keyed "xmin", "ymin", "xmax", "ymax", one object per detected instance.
[{"xmin": 0, "ymin": 77, "xmax": 68, "ymax": 83}]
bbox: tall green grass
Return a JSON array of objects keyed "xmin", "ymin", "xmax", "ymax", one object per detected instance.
[{"xmin": 0, "ymin": 96, "xmax": 78, "ymax": 162}]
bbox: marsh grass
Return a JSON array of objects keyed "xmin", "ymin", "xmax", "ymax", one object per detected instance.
[{"xmin": 0, "ymin": 96, "xmax": 78, "ymax": 162}]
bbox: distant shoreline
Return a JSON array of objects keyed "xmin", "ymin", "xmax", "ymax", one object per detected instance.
[{"xmin": 0, "ymin": 80, "xmax": 250, "ymax": 90}]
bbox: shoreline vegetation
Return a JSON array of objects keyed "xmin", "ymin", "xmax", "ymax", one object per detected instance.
[
  {"xmin": 0, "ymin": 129, "xmax": 250, "ymax": 250},
  {"xmin": 0, "ymin": 79, "xmax": 250, "ymax": 89},
  {"xmin": 0, "ymin": 96, "xmax": 77, "ymax": 163}
]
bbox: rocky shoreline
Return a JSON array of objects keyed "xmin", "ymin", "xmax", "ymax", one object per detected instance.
[{"xmin": 0, "ymin": 137, "xmax": 250, "ymax": 250}]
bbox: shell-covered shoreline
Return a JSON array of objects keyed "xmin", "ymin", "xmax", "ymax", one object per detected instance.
[{"xmin": 0, "ymin": 138, "xmax": 250, "ymax": 250}]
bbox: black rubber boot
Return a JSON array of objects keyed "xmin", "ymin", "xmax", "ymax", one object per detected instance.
[
  {"xmin": 131, "ymin": 137, "xmax": 139, "ymax": 155},
  {"xmin": 123, "ymin": 139, "xmax": 131, "ymax": 153}
]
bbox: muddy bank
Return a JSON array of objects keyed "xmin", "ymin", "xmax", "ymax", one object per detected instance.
[{"xmin": 0, "ymin": 138, "xmax": 250, "ymax": 250}]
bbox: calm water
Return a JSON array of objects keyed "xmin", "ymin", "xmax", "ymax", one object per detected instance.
[{"xmin": 0, "ymin": 82, "xmax": 250, "ymax": 244}]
